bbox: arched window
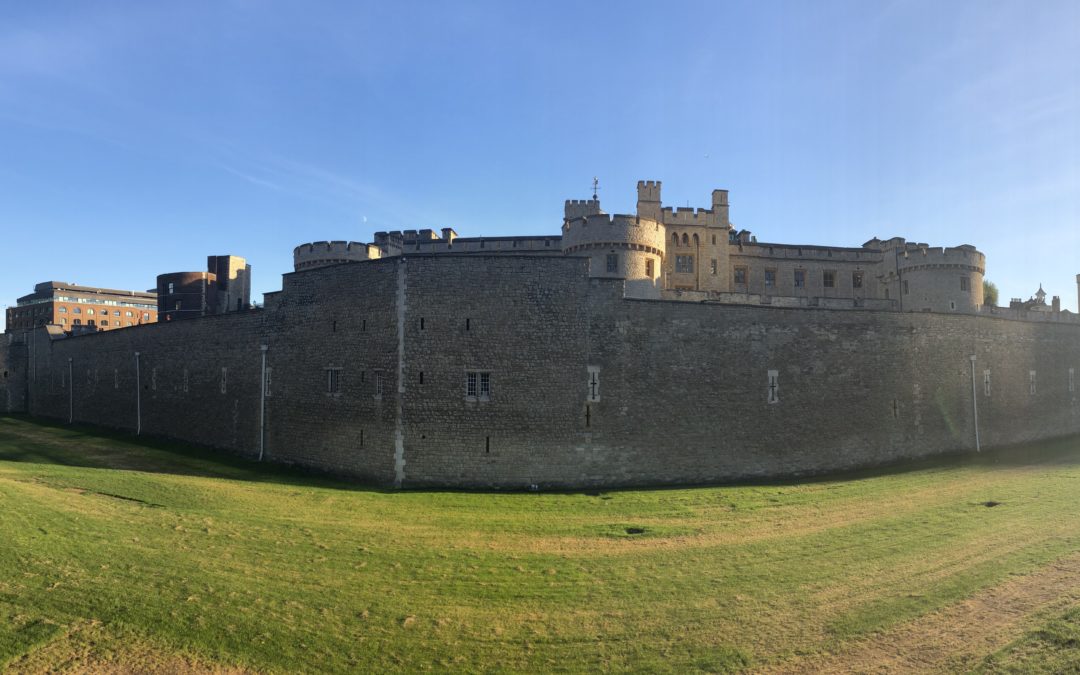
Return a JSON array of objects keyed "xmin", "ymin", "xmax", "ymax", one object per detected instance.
[
  {"xmin": 712, "ymin": 235, "xmax": 717, "ymax": 245},
  {"xmin": 672, "ymin": 233, "xmax": 679, "ymax": 246},
  {"xmin": 693, "ymin": 234, "xmax": 700, "ymax": 246},
  {"xmin": 681, "ymin": 233, "xmax": 689, "ymax": 246}
]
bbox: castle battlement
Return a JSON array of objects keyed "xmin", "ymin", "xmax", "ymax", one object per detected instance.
[
  {"xmin": 564, "ymin": 198, "xmax": 604, "ymax": 221},
  {"xmin": 561, "ymin": 213, "xmax": 666, "ymax": 256},
  {"xmin": 293, "ymin": 240, "xmax": 382, "ymax": 271},
  {"xmin": 898, "ymin": 244, "xmax": 985, "ymax": 272},
  {"xmin": 661, "ymin": 206, "xmax": 723, "ymax": 228}
]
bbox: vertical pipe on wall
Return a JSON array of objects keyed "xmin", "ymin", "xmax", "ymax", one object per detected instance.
[
  {"xmin": 970, "ymin": 354, "xmax": 980, "ymax": 452},
  {"xmin": 67, "ymin": 357, "xmax": 73, "ymax": 424},
  {"xmin": 134, "ymin": 351, "xmax": 141, "ymax": 435},
  {"xmin": 259, "ymin": 344, "xmax": 268, "ymax": 461}
]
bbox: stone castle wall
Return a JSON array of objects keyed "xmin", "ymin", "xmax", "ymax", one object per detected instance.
[{"xmin": 3, "ymin": 255, "xmax": 1079, "ymax": 488}]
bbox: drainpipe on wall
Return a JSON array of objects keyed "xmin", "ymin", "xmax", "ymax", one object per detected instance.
[
  {"xmin": 259, "ymin": 344, "xmax": 268, "ymax": 461},
  {"xmin": 134, "ymin": 351, "xmax": 141, "ymax": 435},
  {"xmin": 67, "ymin": 357, "xmax": 73, "ymax": 424},
  {"xmin": 970, "ymin": 354, "xmax": 980, "ymax": 452}
]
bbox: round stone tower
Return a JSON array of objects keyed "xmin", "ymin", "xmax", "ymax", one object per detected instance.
[
  {"xmin": 896, "ymin": 244, "xmax": 986, "ymax": 313},
  {"xmin": 561, "ymin": 211, "xmax": 666, "ymax": 298},
  {"xmin": 293, "ymin": 241, "xmax": 382, "ymax": 272}
]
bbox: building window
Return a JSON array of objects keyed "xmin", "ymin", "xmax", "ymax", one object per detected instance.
[
  {"xmin": 984, "ymin": 369, "xmax": 991, "ymax": 397},
  {"xmin": 764, "ymin": 269, "xmax": 776, "ymax": 289},
  {"xmin": 1030, "ymin": 370, "xmax": 1037, "ymax": 395},
  {"xmin": 264, "ymin": 367, "xmax": 272, "ymax": 397},
  {"xmin": 125, "ymin": 311, "xmax": 133, "ymax": 317},
  {"xmin": 220, "ymin": 367, "xmax": 228, "ymax": 394},
  {"xmin": 853, "ymin": 271, "xmax": 864, "ymax": 289},
  {"xmin": 87, "ymin": 308, "xmax": 95, "ymax": 315},
  {"xmin": 326, "ymin": 368, "xmax": 341, "ymax": 394},
  {"xmin": 59, "ymin": 307, "xmax": 67, "ymax": 313},
  {"xmin": 73, "ymin": 319, "xmax": 81, "ymax": 325},
  {"xmin": 143, "ymin": 313, "xmax": 150, "ymax": 321},
  {"xmin": 645, "ymin": 259, "xmax": 654, "ymax": 277},
  {"xmin": 375, "ymin": 371, "xmax": 384, "ymax": 398},
  {"xmin": 960, "ymin": 277, "xmax": 970, "ymax": 292},
  {"xmin": 60, "ymin": 318, "xmax": 66, "ymax": 325},
  {"xmin": 114, "ymin": 310, "xmax": 120, "ymax": 316},
  {"xmin": 902, "ymin": 280, "xmax": 909, "ymax": 295},
  {"xmin": 734, "ymin": 267, "xmax": 747, "ymax": 285},
  {"xmin": 672, "ymin": 233, "xmax": 679, "ymax": 246},
  {"xmin": 710, "ymin": 259, "xmax": 718, "ymax": 276},
  {"xmin": 675, "ymin": 255, "xmax": 694, "ymax": 274},
  {"xmin": 100, "ymin": 320, "xmax": 108, "ymax": 326},
  {"xmin": 73, "ymin": 307, "xmax": 81, "ymax": 314},
  {"xmin": 168, "ymin": 282, "xmax": 175, "ymax": 294},
  {"xmin": 794, "ymin": 270, "xmax": 805, "ymax": 288},
  {"xmin": 767, "ymin": 370, "xmax": 779, "ymax": 404},
  {"xmin": 606, "ymin": 253, "xmax": 618, "ymax": 273},
  {"xmin": 681, "ymin": 233, "xmax": 688, "ymax": 246},
  {"xmin": 823, "ymin": 271, "xmax": 836, "ymax": 288},
  {"xmin": 466, "ymin": 371, "xmax": 491, "ymax": 401}
]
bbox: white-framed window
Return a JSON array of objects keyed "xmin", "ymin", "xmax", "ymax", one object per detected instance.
[
  {"xmin": 466, "ymin": 370, "xmax": 491, "ymax": 401},
  {"xmin": 767, "ymin": 370, "xmax": 779, "ymax": 404},
  {"xmin": 87, "ymin": 308, "xmax": 94, "ymax": 315}
]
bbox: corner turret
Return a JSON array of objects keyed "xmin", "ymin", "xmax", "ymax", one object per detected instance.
[{"xmin": 636, "ymin": 180, "xmax": 662, "ymax": 221}]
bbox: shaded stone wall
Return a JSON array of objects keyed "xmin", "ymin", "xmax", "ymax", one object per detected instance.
[{"xmin": 3, "ymin": 255, "xmax": 1079, "ymax": 488}]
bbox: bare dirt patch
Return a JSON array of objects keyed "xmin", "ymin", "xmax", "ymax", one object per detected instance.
[{"xmin": 766, "ymin": 552, "xmax": 1080, "ymax": 674}]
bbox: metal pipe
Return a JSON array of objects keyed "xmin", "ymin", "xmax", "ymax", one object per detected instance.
[
  {"xmin": 259, "ymin": 344, "xmax": 268, "ymax": 461},
  {"xmin": 134, "ymin": 351, "xmax": 141, "ymax": 435},
  {"xmin": 970, "ymin": 354, "xmax": 980, "ymax": 452}
]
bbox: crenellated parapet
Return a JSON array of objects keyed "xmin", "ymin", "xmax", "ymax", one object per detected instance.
[
  {"xmin": 661, "ymin": 206, "xmax": 724, "ymax": 228},
  {"xmin": 293, "ymin": 240, "xmax": 383, "ymax": 271},
  {"xmin": 564, "ymin": 199, "xmax": 604, "ymax": 221},
  {"xmin": 561, "ymin": 214, "xmax": 666, "ymax": 257},
  {"xmin": 895, "ymin": 243, "xmax": 985, "ymax": 275}
]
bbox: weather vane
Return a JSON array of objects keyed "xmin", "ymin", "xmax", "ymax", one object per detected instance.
[{"xmin": 592, "ymin": 177, "xmax": 600, "ymax": 201}]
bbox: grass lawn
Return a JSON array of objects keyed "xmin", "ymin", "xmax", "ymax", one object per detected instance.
[{"xmin": 2, "ymin": 414, "xmax": 1080, "ymax": 672}]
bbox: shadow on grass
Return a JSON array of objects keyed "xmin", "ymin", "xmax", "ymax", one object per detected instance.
[
  {"xmin": 3, "ymin": 413, "xmax": 1080, "ymax": 496},
  {"xmin": 0, "ymin": 413, "xmax": 387, "ymax": 494}
]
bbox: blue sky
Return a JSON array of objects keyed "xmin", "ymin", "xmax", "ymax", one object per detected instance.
[{"xmin": 2, "ymin": 0, "xmax": 1078, "ymax": 311}]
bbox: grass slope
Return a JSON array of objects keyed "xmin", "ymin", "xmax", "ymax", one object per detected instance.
[{"xmin": 2, "ymin": 415, "xmax": 1080, "ymax": 672}]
